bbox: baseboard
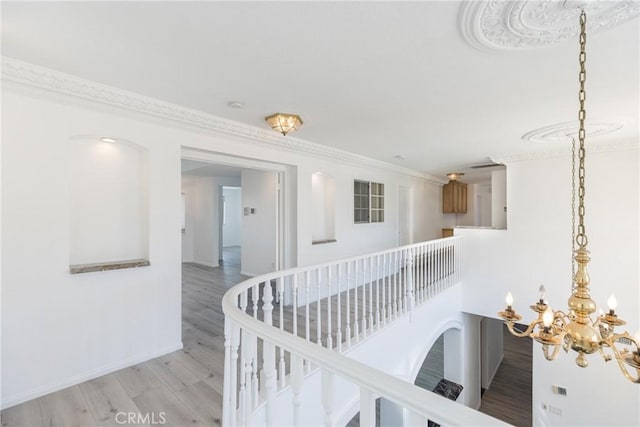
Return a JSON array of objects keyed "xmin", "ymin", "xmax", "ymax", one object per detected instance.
[
  {"xmin": 240, "ymin": 270, "xmax": 256, "ymax": 277},
  {"xmin": 193, "ymin": 261, "xmax": 219, "ymax": 268},
  {"xmin": 1, "ymin": 341, "xmax": 183, "ymax": 410},
  {"xmin": 484, "ymin": 353, "xmax": 504, "ymax": 390}
]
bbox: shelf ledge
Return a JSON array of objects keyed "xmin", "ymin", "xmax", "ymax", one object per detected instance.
[
  {"xmin": 70, "ymin": 259, "xmax": 150, "ymax": 274},
  {"xmin": 312, "ymin": 239, "xmax": 338, "ymax": 246}
]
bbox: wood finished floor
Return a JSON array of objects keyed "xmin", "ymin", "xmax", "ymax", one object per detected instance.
[
  {"xmin": 479, "ymin": 325, "xmax": 533, "ymax": 427},
  {"xmin": 1, "ymin": 247, "xmax": 246, "ymax": 427}
]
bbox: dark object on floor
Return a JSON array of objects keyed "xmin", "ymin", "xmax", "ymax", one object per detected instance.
[{"xmin": 428, "ymin": 378, "xmax": 463, "ymax": 427}]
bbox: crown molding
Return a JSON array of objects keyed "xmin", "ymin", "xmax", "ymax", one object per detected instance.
[
  {"xmin": 459, "ymin": 0, "xmax": 640, "ymax": 51},
  {"xmin": 491, "ymin": 140, "xmax": 639, "ymax": 164},
  {"xmin": 522, "ymin": 120, "xmax": 625, "ymax": 143},
  {"xmin": 1, "ymin": 56, "xmax": 446, "ymax": 184}
]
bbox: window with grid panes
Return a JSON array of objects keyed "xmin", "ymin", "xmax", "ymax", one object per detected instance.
[{"xmin": 353, "ymin": 180, "xmax": 384, "ymax": 223}]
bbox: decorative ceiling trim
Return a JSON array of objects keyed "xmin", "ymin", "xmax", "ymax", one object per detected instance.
[
  {"xmin": 491, "ymin": 140, "xmax": 638, "ymax": 164},
  {"xmin": 522, "ymin": 120, "xmax": 625, "ymax": 143},
  {"xmin": 1, "ymin": 57, "xmax": 446, "ymax": 184},
  {"xmin": 459, "ymin": 1, "xmax": 640, "ymax": 51}
]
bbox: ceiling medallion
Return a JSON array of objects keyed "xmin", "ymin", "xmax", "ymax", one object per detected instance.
[
  {"xmin": 459, "ymin": 1, "xmax": 640, "ymax": 50},
  {"xmin": 522, "ymin": 120, "xmax": 624, "ymax": 143}
]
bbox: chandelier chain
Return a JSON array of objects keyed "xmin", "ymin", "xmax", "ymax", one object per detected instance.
[
  {"xmin": 576, "ymin": 10, "xmax": 587, "ymax": 248},
  {"xmin": 571, "ymin": 137, "xmax": 576, "ymax": 288}
]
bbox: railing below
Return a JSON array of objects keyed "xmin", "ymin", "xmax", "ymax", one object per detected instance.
[{"xmin": 221, "ymin": 237, "xmax": 506, "ymax": 426}]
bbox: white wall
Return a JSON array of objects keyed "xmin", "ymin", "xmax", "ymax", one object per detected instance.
[
  {"xmin": 311, "ymin": 173, "xmax": 336, "ymax": 242},
  {"xmin": 476, "ymin": 183, "xmax": 492, "ymax": 227},
  {"xmin": 181, "ymin": 175, "xmax": 240, "ymax": 266},
  {"xmin": 222, "ymin": 187, "xmax": 242, "ymax": 247},
  {"xmin": 457, "ymin": 183, "xmax": 477, "ymax": 227},
  {"xmin": 481, "ymin": 317, "xmax": 504, "ymax": 390},
  {"xmin": 240, "ymin": 169, "xmax": 278, "ymax": 276},
  {"xmin": 1, "ymin": 72, "xmax": 446, "ymax": 409},
  {"xmin": 491, "ymin": 170, "xmax": 506, "ymax": 229},
  {"xmin": 1, "ymin": 87, "xmax": 182, "ymax": 409},
  {"xmin": 458, "ymin": 148, "xmax": 640, "ymax": 426},
  {"xmin": 69, "ymin": 138, "xmax": 149, "ymax": 265}
]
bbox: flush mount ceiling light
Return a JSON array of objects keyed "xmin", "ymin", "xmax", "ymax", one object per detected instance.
[
  {"xmin": 498, "ymin": 11, "xmax": 640, "ymax": 383},
  {"xmin": 446, "ymin": 172, "xmax": 464, "ymax": 181},
  {"xmin": 228, "ymin": 101, "xmax": 244, "ymax": 109},
  {"xmin": 100, "ymin": 137, "xmax": 117, "ymax": 143},
  {"xmin": 265, "ymin": 113, "xmax": 303, "ymax": 136}
]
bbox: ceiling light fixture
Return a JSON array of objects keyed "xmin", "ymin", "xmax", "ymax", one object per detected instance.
[
  {"xmin": 498, "ymin": 11, "xmax": 640, "ymax": 383},
  {"xmin": 100, "ymin": 137, "xmax": 117, "ymax": 143},
  {"xmin": 265, "ymin": 113, "xmax": 303, "ymax": 136},
  {"xmin": 446, "ymin": 172, "xmax": 464, "ymax": 181},
  {"xmin": 228, "ymin": 101, "xmax": 244, "ymax": 109}
]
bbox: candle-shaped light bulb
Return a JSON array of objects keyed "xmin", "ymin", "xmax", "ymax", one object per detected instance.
[
  {"xmin": 607, "ymin": 294, "xmax": 618, "ymax": 312},
  {"xmin": 505, "ymin": 292, "xmax": 513, "ymax": 308},
  {"xmin": 542, "ymin": 307, "xmax": 554, "ymax": 328},
  {"xmin": 538, "ymin": 285, "xmax": 546, "ymax": 302}
]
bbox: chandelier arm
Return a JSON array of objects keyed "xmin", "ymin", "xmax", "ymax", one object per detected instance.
[
  {"xmin": 542, "ymin": 343, "xmax": 562, "ymax": 361},
  {"xmin": 601, "ymin": 336, "xmax": 640, "ymax": 384},
  {"xmin": 553, "ymin": 310, "xmax": 569, "ymax": 326},
  {"xmin": 505, "ymin": 319, "xmax": 540, "ymax": 338}
]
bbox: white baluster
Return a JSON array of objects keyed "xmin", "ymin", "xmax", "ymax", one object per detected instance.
[
  {"xmin": 229, "ymin": 322, "xmax": 240, "ymax": 427},
  {"xmin": 412, "ymin": 247, "xmax": 417, "ymax": 311},
  {"xmin": 368, "ymin": 257, "xmax": 373, "ymax": 334},
  {"xmin": 361, "ymin": 259, "xmax": 367, "ymax": 338},
  {"xmin": 293, "ymin": 272, "xmax": 298, "ymax": 338},
  {"xmin": 375, "ymin": 255, "xmax": 380, "ymax": 330},
  {"xmin": 291, "ymin": 274, "xmax": 298, "ymax": 381},
  {"xmin": 346, "ymin": 261, "xmax": 352, "ymax": 348},
  {"xmin": 327, "ymin": 266, "xmax": 333, "ymax": 350},
  {"xmin": 278, "ymin": 277, "xmax": 286, "ymax": 389},
  {"xmin": 263, "ymin": 338, "xmax": 276, "ymax": 426},
  {"xmin": 354, "ymin": 259, "xmax": 359, "ymax": 342},
  {"xmin": 305, "ymin": 271, "xmax": 311, "ymax": 373},
  {"xmin": 381, "ymin": 253, "xmax": 387, "ymax": 326},
  {"xmin": 321, "ymin": 369, "xmax": 336, "ymax": 427},
  {"xmin": 438, "ymin": 242, "xmax": 443, "ymax": 293},
  {"xmin": 317, "ymin": 268, "xmax": 322, "ymax": 347},
  {"xmin": 337, "ymin": 263, "xmax": 343, "ymax": 352},
  {"xmin": 419, "ymin": 244, "xmax": 424, "ymax": 302},
  {"xmin": 393, "ymin": 251, "xmax": 398, "ymax": 319},
  {"xmin": 262, "ymin": 281, "xmax": 276, "ymax": 426},
  {"xmin": 291, "ymin": 354, "xmax": 304, "ymax": 426},
  {"xmin": 251, "ymin": 279, "xmax": 259, "ymax": 406},
  {"xmin": 359, "ymin": 387, "xmax": 375, "ymax": 427},
  {"xmin": 222, "ymin": 319, "xmax": 232, "ymax": 427},
  {"xmin": 244, "ymin": 332, "xmax": 254, "ymax": 422},
  {"xmin": 239, "ymin": 293, "xmax": 248, "ymax": 424},
  {"xmin": 402, "ymin": 249, "xmax": 408, "ymax": 313}
]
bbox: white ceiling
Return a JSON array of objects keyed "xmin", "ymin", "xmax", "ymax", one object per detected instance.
[
  {"xmin": 2, "ymin": 1, "xmax": 638, "ymax": 177},
  {"xmin": 181, "ymin": 159, "xmax": 242, "ymax": 178}
]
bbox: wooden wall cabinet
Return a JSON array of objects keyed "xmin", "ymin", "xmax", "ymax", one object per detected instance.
[{"xmin": 442, "ymin": 181, "xmax": 467, "ymax": 213}]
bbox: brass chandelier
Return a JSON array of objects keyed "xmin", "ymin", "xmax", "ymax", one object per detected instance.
[{"xmin": 498, "ymin": 11, "xmax": 640, "ymax": 383}]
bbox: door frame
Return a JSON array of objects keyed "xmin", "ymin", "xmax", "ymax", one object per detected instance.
[{"xmin": 181, "ymin": 148, "xmax": 292, "ymax": 271}]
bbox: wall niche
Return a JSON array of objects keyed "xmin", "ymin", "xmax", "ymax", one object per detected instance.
[
  {"xmin": 69, "ymin": 136, "xmax": 149, "ymax": 273},
  {"xmin": 311, "ymin": 172, "xmax": 336, "ymax": 245}
]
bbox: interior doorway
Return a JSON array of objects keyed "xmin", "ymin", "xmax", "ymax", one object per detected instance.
[
  {"xmin": 219, "ymin": 186, "xmax": 242, "ymax": 268},
  {"xmin": 180, "ymin": 148, "xmax": 290, "ymax": 275}
]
